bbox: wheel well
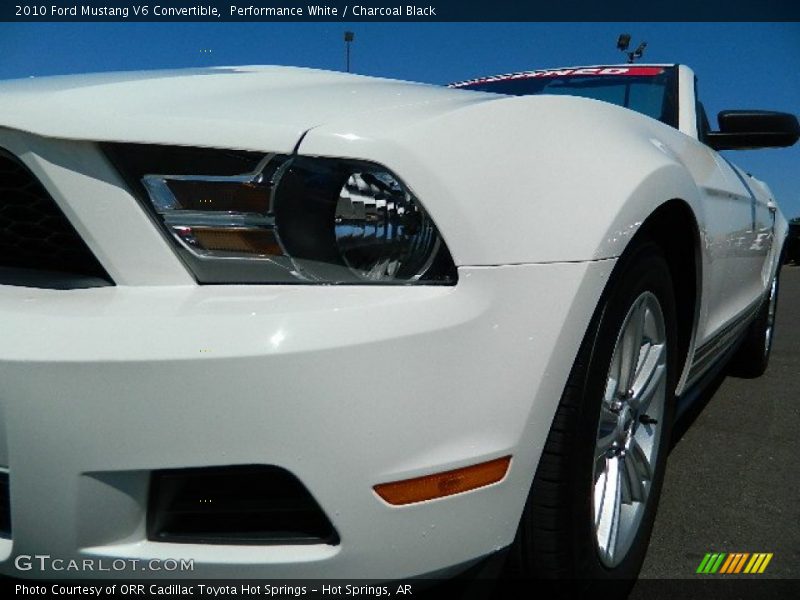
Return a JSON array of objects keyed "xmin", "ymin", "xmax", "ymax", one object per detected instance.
[{"xmin": 633, "ymin": 200, "xmax": 700, "ymax": 387}]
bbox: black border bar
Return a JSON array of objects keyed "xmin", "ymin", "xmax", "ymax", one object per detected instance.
[{"xmin": 3, "ymin": 1, "xmax": 800, "ymax": 22}]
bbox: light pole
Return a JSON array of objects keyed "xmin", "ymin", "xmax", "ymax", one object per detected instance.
[
  {"xmin": 617, "ymin": 33, "xmax": 647, "ymax": 64},
  {"xmin": 344, "ymin": 31, "xmax": 354, "ymax": 72}
]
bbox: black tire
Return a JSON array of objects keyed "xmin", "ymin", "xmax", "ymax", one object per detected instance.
[
  {"xmin": 729, "ymin": 270, "xmax": 780, "ymax": 379},
  {"xmin": 506, "ymin": 241, "xmax": 678, "ymax": 592}
]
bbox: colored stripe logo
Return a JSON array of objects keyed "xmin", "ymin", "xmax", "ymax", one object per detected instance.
[{"xmin": 696, "ymin": 552, "xmax": 773, "ymax": 574}]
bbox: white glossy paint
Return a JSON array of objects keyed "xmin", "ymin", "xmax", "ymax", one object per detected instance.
[
  {"xmin": 677, "ymin": 64, "xmax": 700, "ymax": 138},
  {"xmin": 0, "ymin": 67, "xmax": 498, "ymax": 153},
  {"xmin": 0, "ymin": 65, "xmax": 788, "ymax": 578},
  {"xmin": 0, "ymin": 261, "xmax": 614, "ymax": 578}
]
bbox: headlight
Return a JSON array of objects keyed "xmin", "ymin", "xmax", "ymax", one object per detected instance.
[{"xmin": 104, "ymin": 144, "xmax": 457, "ymax": 285}]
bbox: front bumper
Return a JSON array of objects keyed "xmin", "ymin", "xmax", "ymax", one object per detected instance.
[{"xmin": 0, "ymin": 259, "xmax": 613, "ymax": 579}]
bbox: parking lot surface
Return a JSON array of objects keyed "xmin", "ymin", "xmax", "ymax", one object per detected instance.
[{"xmin": 636, "ymin": 265, "xmax": 800, "ymax": 581}]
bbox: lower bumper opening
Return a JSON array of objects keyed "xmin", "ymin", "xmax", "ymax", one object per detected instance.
[{"xmin": 147, "ymin": 465, "xmax": 339, "ymax": 545}]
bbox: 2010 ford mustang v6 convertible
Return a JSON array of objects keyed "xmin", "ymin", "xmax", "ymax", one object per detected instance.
[{"xmin": 0, "ymin": 63, "xmax": 796, "ymax": 582}]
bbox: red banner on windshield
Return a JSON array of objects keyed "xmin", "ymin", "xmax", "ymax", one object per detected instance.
[
  {"xmin": 526, "ymin": 66, "xmax": 665, "ymax": 78},
  {"xmin": 452, "ymin": 66, "xmax": 666, "ymax": 88}
]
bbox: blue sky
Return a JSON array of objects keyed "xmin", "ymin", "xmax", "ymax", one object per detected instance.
[{"xmin": 1, "ymin": 22, "xmax": 798, "ymax": 217}]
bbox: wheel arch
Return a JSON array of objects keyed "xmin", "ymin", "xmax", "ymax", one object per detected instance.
[{"xmin": 619, "ymin": 198, "xmax": 702, "ymax": 399}]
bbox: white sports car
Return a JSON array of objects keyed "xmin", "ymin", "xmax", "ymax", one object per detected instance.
[{"xmin": 0, "ymin": 63, "xmax": 796, "ymax": 583}]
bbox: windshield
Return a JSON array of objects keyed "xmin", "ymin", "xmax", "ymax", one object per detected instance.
[{"xmin": 452, "ymin": 66, "xmax": 678, "ymax": 127}]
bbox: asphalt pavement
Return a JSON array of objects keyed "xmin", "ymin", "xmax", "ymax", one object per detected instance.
[{"xmin": 635, "ymin": 264, "xmax": 800, "ymax": 581}]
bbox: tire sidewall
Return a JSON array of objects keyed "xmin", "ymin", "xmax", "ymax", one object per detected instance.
[
  {"xmin": 569, "ymin": 243, "xmax": 679, "ymax": 580},
  {"xmin": 731, "ymin": 269, "xmax": 780, "ymax": 378}
]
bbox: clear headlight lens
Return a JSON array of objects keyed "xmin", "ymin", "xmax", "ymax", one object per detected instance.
[
  {"xmin": 334, "ymin": 171, "xmax": 440, "ymax": 281},
  {"xmin": 105, "ymin": 144, "xmax": 456, "ymax": 285}
]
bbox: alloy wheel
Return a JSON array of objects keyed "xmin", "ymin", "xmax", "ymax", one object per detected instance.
[{"xmin": 592, "ymin": 291, "xmax": 667, "ymax": 568}]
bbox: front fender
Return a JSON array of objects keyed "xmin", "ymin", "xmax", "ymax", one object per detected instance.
[{"xmin": 300, "ymin": 94, "xmax": 703, "ymax": 265}]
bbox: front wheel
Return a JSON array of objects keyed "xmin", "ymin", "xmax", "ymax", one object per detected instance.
[
  {"xmin": 593, "ymin": 290, "xmax": 669, "ymax": 568},
  {"xmin": 507, "ymin": 242, "xmax": 677, "ymax": 588}
]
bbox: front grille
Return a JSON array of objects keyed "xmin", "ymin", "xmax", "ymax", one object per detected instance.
[
  {"xmin": 0, "ymin": 150, "xmax": 112, "ymax": 288},
  {"xmin": 148, "ymin": 465, "xmax": 339, "ymax": 545},
  {"xmin": 0, "ymin": 471, "xmax": 10, "ymax": 539}
]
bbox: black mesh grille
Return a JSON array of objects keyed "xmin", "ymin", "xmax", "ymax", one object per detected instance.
[
  {"xmin": 148, "ymin": 465, "xmax": 339, "ymax": 545},
  {"xmin": 0, "ymin": 150, "xmax": 112, "ymax": 287}
]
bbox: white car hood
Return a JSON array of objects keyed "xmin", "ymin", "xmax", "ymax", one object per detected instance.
[{"xmin": 0, "ymin": 66, "xmax": 497, "ymax": 153}]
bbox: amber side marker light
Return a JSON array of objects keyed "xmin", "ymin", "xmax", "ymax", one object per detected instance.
[{"xmin": 373, "ymin": 456, "xmax": 512, "ymax": 506}]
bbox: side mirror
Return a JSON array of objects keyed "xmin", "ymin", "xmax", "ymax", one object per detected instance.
[{"xmin": 706, "ymin": 110, "xmax": 799, "ymax": 151}]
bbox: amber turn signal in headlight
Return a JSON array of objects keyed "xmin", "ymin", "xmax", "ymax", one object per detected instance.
[{"xmin": 373, "ymin": 456, "xmax": 511, "ymax": 506}]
